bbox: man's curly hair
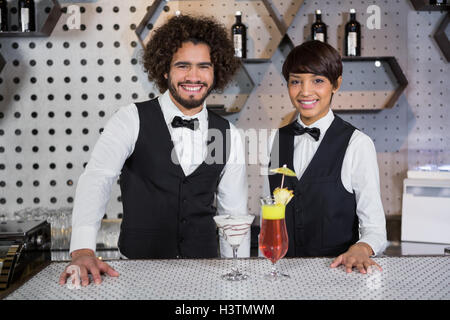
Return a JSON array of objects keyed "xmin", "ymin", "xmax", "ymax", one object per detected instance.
[{"xmin": 142, "ymin": 14, "xmax": 242, "ymax": 93}]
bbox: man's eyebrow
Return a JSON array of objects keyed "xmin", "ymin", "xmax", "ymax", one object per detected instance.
[{"xmin": 173, "ymin": 61, "xmax": 212, "ymax": 66}]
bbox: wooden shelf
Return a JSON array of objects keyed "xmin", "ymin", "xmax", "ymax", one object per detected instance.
[
  {"xmin": 135, "ymin": 0, "xmax": 287, "ymax": 115},
  {"xmin": 206, "ymin": 64, "xmax": 255, "ymax": 114},
  {"xmin": 270, "ymin": 31, "xmax": 409, "ymax": 112},
  {"xmin": 0, "ymin": 53, "xmax": 5, "ymax": 74},
  {"xmin": 133, "ymin": 0, "xmax": 302, "ymax": 114},
  {"xmin": 434, "ymin": 12, "xmax": 450, "ymax": 62},
  {"xmin": 0, "ymin": 0, "xmax": 61, "ymax": 38},
  {"xmin": 333, "ymin": 56, "xmax": 408, "ymax": 111},
  {"xmin": 242, "ymin": 58, "xmax": 271, "ymax": 63},
  {"xmin": 410, "ymin": 0, "xmax": 449, "ymax": 11}
]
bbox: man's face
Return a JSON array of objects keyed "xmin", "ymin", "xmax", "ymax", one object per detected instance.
[
  {"xmin": 288, "ymin": 73, "xmax": 342, "ymax": 125},
  {"xmin": 165, "ymin": 41, "xmax": 215, "ymax": 110}
]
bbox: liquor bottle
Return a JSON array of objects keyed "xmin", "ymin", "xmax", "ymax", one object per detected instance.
[
  {"xmin": 345, "ymin": 9, "xmax": 361, "ymax": 56},
  {"xmin": 231, "ymin": 11, "xmax": 247, "ymax": 59},
  {"xmin": 434, "ymin": 0, "xmax": 447, "ymax": 5},
  {"xmin": 18, "ymin": 0, "xmax": 36, "ymax": 32},
  {"xmin": 0, "ymin": 0, "xmax": 7, "ymax": 32},
  {"xmin": 311, "ymin": 9, "xmax": 327, "ymax": 43}
]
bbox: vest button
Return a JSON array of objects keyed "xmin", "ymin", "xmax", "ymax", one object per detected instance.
[
  {"xmin": 179, "ymin": 237, "xmax": 184, "ymax": 243},
  {"xmin": 180, "ymin": 218, "xmax": 187, "ymax": 224}
]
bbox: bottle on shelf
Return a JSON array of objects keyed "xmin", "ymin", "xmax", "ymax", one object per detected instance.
[
  {"xmin": 0, "ymin": 0, "xmax": 7, "ymax": 32},
  {"xmin": 434, "ymin": 0, "xmax": 447, "ymax": 6},
  {"xmin": 311, "ymin": 9, "xmax": 327, "ymax": 43},
  {"xmin": 344, "ymin": 8, "xmax": 361, "ymax": 56},
  {"xmin": 18, "ymin": 0, "xmax": 36, "ymax": 32},
  {"xmin": 231, "ymin": 11, "xmax": 247, "ymax": 59}
]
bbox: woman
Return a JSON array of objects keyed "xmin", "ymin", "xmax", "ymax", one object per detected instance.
[{"xmin": 266, "ymin": 40, "xmax": 387, "ymax": 273}]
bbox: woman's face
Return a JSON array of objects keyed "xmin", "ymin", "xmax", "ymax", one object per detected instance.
[{"xmin": 288, "ymin": 73, "xmax": 342, "ymax": 125}]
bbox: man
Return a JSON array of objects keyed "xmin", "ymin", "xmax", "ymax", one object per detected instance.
[
  {"xmin": 264, "ymin": 40, "xmax": 387, "ymax": 273},
  {"xmin": 59, "ymin": 15, "xmax": 248, "ymax": 286}
]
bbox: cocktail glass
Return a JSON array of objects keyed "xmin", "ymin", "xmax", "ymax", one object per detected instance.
[
  {"xmin": 259, "ymin": 196, "xmax": 290, "ymax": 281},
  {"xmin": 213, "ymin": 214, "xmax": 255, "ymax": 281}
]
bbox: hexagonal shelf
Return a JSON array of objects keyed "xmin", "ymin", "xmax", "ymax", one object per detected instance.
[
  {"xmin": 134, "ymin": 0, "xmax": 302, "ymax": 114},
  {"xmin": 410, "ymin": 0, "xmax": 449, "ymax": 11},
  {"xmin": 207, "ymin": 63, "xmax": 255, "ymax": 115},
  {"xmin": 138, "ymin": 0, "xmax": 283, "ymax": 60},
  {"xmin": 275, "ymin": 37, "xmax": 409, "ymax": 110},
  {"xmin": 258, "ymin": 0, "xmax": 304, "ymax": 36},
  {"xmin": 0, "ymin": 53, "xmax": 5, "ymax": 74},
  {"xmin": 0, "ymin": 0, "xmax": 61, "ymax": 37},
  {"xmin": 333, "ymin": 56, "xmax": 408, "ymax": 111},
  {"xmin": 434, "ymin": 12, "xmax": 450, "ymax": 62}
]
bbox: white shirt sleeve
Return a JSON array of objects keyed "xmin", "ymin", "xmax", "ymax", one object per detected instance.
[
  {"xmin": 216, "ymin": 123, "xmax": 249, "ymax": 258},
  {"xmin": 69, "ymin": 104, "xmax": 139, "ymax": 254},
  {"xmin": 344, "ymin": 131, "xmax": 388, "ymax": 256}
]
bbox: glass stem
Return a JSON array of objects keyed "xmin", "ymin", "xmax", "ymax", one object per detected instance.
[
  {"xmin": 232, "ymin": 245, "xmax": 239, "ymax": 272},
  {"xmin": 271, "ymin": 261, "xmax": 278, "ymax": 275}
]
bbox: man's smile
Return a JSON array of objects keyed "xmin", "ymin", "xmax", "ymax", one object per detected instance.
[{"xmin": 180, "ymin": 83, "xmax": 205, "ymax": 94}]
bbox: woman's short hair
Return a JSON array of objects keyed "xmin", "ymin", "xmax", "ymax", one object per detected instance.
[
  {"xmin": 282, "ymin": 40, "xmax": 342, "ymax": 88},
  {"xmin": 142, "ymin": 14, "xmax": 241, "ymax": 93}
]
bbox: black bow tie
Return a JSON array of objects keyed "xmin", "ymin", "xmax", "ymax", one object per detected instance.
[
  {"xmin": 171, "ymin": 116, "xmax": 199, "ymax": 130},
  {"xmin": 291, "ymin": 121, "xmax": 321, "ymax": 141}
]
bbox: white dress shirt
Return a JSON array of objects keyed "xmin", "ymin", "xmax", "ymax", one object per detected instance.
[
  {"xmin": 263, "ymin": 109, "xmax": 387, "ymax": 255},
  {"xmin": 70, "ymin": 91, "xmax": 249, "ymax": 258}
]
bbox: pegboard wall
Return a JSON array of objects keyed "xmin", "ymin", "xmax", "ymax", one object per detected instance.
[{"xmin": 0, "ymin": 1, "xmax": 448, "ymax": 236}]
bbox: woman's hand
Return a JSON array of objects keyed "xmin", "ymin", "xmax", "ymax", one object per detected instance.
[{"xmin": 330, "ymin": 242, "xmax": 382, "ymax": 274}]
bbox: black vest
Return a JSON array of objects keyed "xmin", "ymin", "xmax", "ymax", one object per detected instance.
[
  {"xmin": 269, "ymin": 115, "xmax": 359, "ymax": 257},
  {"xmin": 118, "ymin": 98, "xmax": 230, "ymax": 259}
]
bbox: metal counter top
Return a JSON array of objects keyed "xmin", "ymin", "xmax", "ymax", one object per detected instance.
[{"xmin": 3, "ymin": 256, "xmax": 449, "ymax": 300}]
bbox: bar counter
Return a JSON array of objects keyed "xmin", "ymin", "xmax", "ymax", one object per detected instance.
[{"xmin": 2, "ymin": 256, "xmax": 449, "ymax": 300}]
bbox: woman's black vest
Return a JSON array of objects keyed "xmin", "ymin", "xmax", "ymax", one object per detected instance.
[{"xmin": 269, "ymin": 115, "xmax": 359, "ymax": 257}]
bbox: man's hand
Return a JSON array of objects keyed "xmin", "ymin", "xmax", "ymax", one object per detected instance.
[
  {"xmin": 59, "ymin": 249, "xmax": 119, "ymax": 286},
  {"xmin": 330, "ymin": 242, "xmax": 382, "ymax": 274}
]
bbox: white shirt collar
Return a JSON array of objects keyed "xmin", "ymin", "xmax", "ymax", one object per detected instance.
[
  {"xmin": 158, "ymin": 90, "xmax": 208, "ymax": 130},
  {"xmin": 297, "ymin": 108, "xmax": 335, "ymax": 137}
]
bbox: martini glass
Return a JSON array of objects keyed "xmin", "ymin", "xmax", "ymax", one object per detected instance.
[{"xmin": 213, "ymin": 214, "xmax": 255, "ymax": 281}]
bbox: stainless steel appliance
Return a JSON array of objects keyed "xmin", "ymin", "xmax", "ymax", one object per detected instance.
[{"xmin": 0, "ymin": 220, "xmax": 51, "ymax": 290}]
